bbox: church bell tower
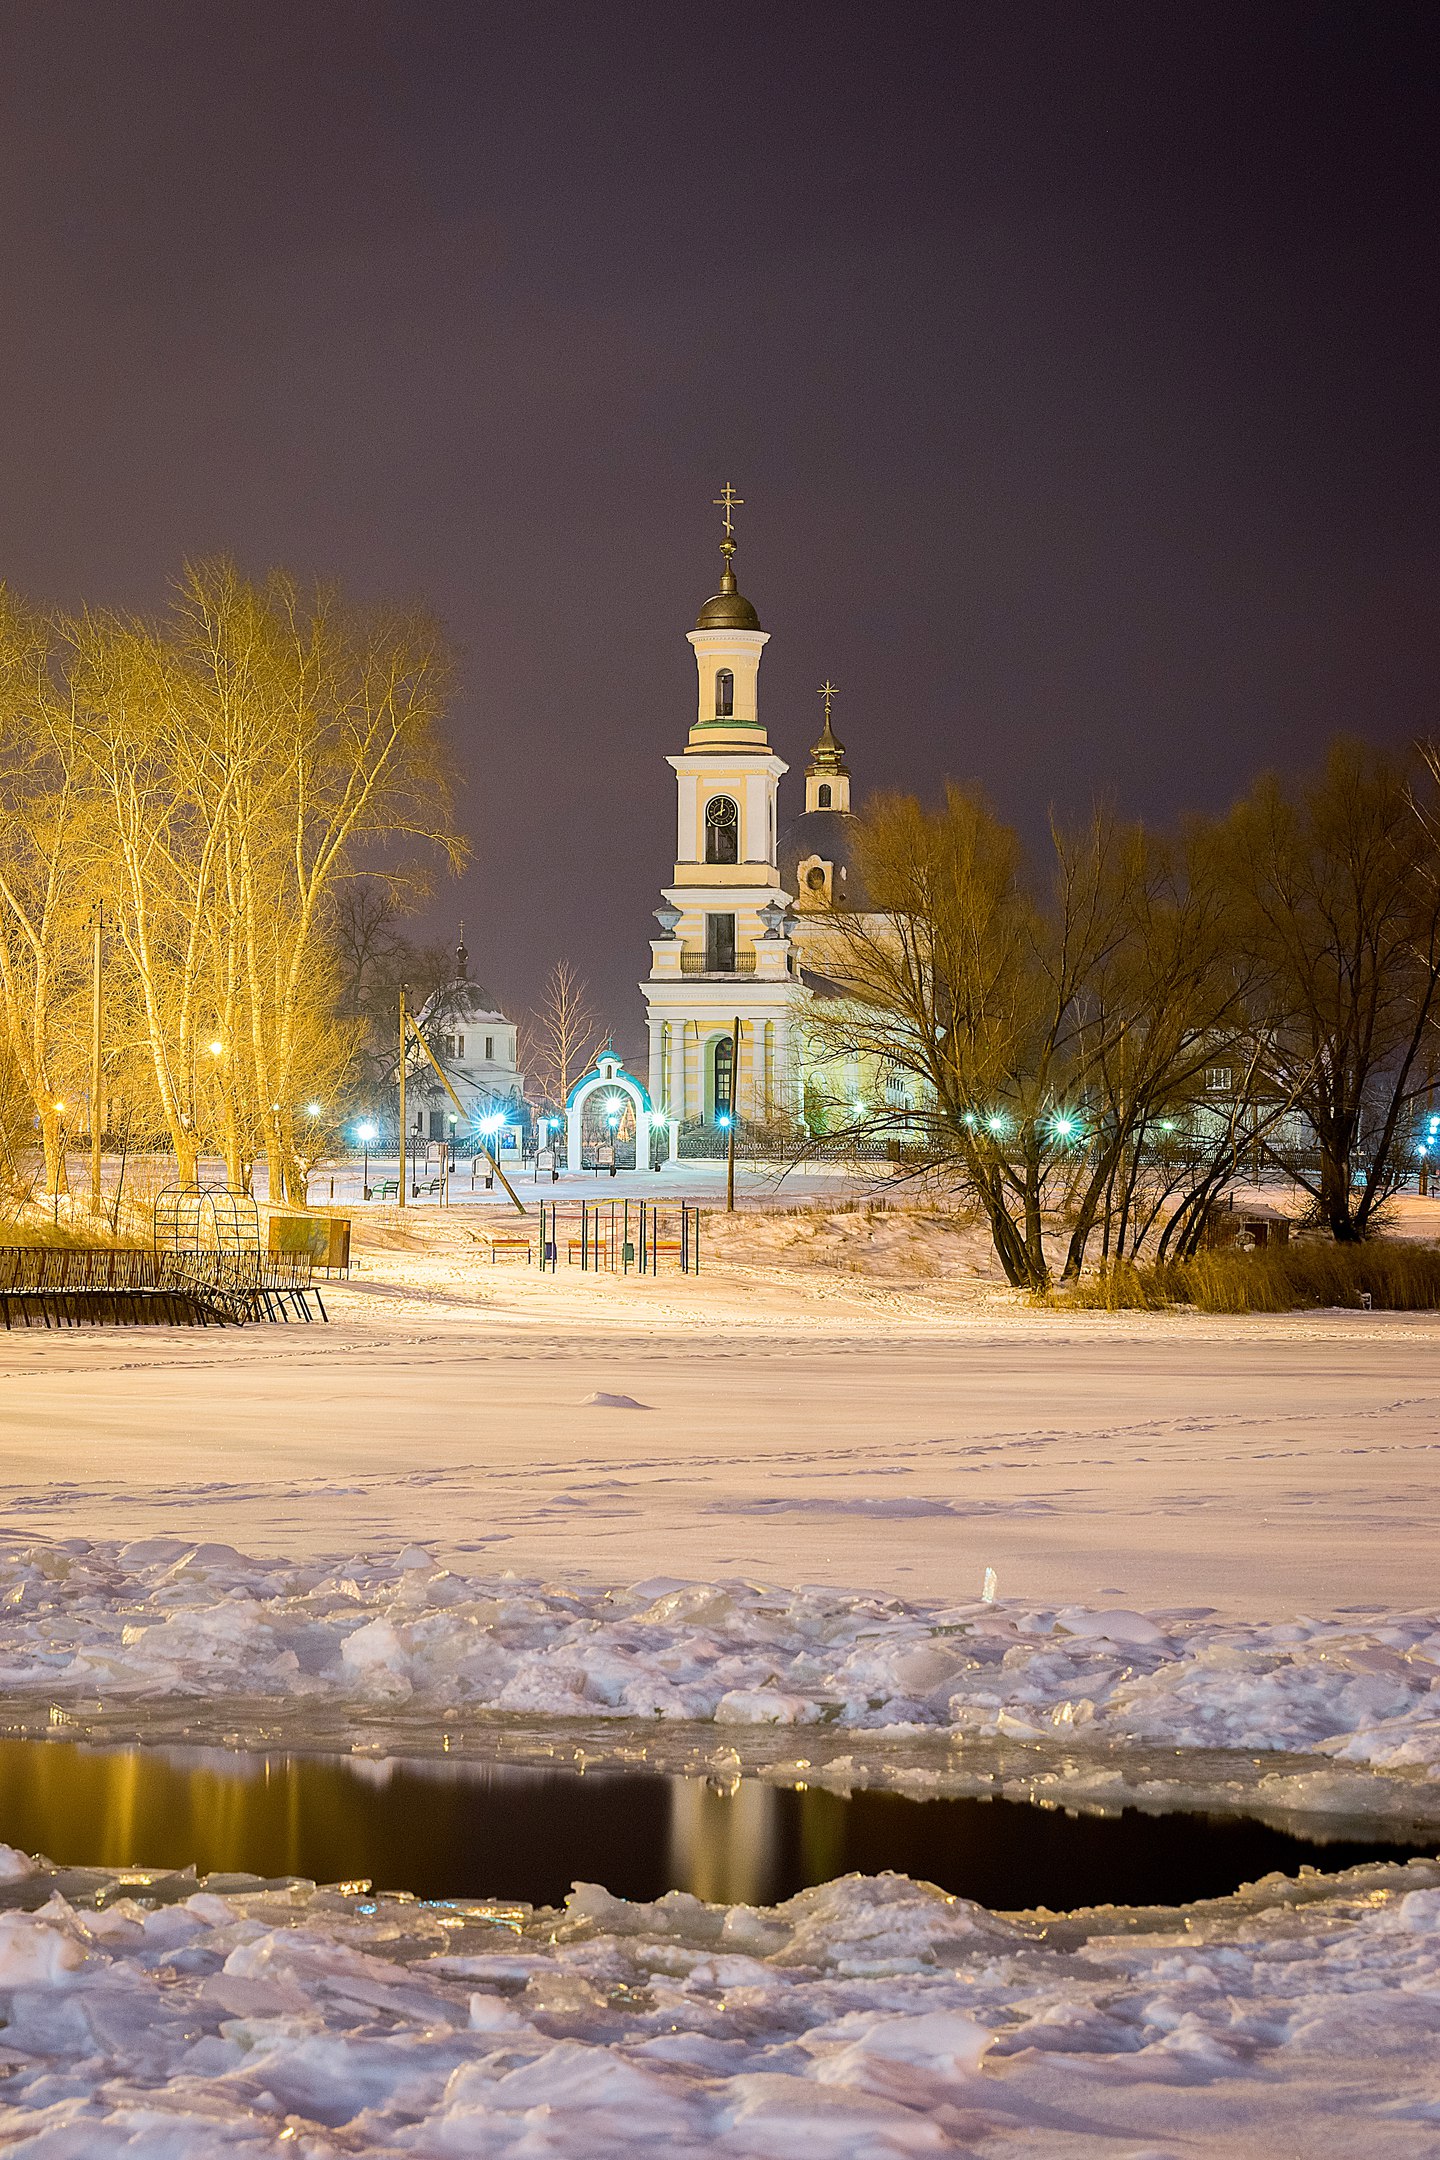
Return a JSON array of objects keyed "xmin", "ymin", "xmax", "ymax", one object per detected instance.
[{"xmin": 640, "ymin": 489, "xmax": 804, "ymax": 1141}]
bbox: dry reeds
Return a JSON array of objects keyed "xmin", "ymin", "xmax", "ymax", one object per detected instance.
[{"xmin": 1057, "ymin": 1240, "xmax": 1440, "ymax": 1313}]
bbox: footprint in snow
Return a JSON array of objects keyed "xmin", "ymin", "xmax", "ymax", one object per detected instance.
[{"xmin": 583, "ymin": 1392, "xmax": 653, "ymax": 1410}]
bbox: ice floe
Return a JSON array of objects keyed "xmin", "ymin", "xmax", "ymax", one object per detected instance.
[
  {"xmin": 0, "ymin": 1536, "xmax": 1439, "ymax": 1788},
  {"xmin": 0, "ymin": 1853, "xmax": 1429, "ymax": 2152}
]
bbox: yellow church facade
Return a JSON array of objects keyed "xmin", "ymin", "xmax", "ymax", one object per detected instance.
[{"xmin": 641, "ymin": 499, "xmax": 914, "ymax": 1142}]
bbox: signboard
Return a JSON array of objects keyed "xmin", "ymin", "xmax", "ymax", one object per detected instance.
[{"xmin": 268, "ymin": 1214, "xmax": 351, "ymax": 1273}]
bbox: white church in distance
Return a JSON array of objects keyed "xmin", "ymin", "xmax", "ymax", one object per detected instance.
[{"xmin": 641, "ymin": 491, "xmax": 882, "ymax": 1135}]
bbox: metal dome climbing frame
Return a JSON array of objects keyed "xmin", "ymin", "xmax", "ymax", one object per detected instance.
[{"xmin": 153, "ymin": 1184, "xmax": 260, "ymax": 1259}]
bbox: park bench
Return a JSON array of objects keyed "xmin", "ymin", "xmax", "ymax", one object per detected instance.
[
  {"xmin": 413, "ymin": 1177, "xmax": 442, "ymax": 1198},
  {"xmin": 487, "ymin": 1237, "xmax": 533, "ymax": 1264},
  {"xmin": 375, "ymin": 1179, "xmax": 399, "ymax": 1201}
]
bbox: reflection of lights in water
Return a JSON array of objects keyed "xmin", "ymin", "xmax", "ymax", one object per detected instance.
[{"xmin": 668, "ymin": 1776, "xmax": 779, "ymax": 1907}]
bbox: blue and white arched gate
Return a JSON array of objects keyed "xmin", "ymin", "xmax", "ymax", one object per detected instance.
[{"xmin": 565, "ymin": 1052, "xmax": 654, "ymax": 1173}]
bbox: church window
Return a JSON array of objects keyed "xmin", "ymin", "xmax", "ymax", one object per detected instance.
[
  {"xmin": 817, "ymin": 783, "xmax": 832, "ymax": 808},
  {"xmin": 807, "ymin": 865, "xmax": 827, "ymax": 892},
  {"xmin": 705, "ymin": 912, "xmax": 736, "ymax": 971},
  {"xmin": 713, "ymin": 1036, "xmax": 734, "ymax": 1117},
  {"xmin": 715, "ymin": 668, "xmax": 733, "ymax": 718},
  {"xmin": 705, "ymin": 795, "xmax": 739, "ymax": 864}
]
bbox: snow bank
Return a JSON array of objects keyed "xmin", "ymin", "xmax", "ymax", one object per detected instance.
[
  {"xmin": 5, "ymin": 1535, "xmax": 1440, "ymax": 1781},
  {"xmin": 0, "ymin": 1854, "xmax": 1431, "ymax": 2152}
]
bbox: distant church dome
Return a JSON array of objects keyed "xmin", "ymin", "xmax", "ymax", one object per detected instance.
[
  {"xmin": 778, "ymin": 684, "xmax": 865, "ymax": 907},
  {"xmin": 778, "ymin": 807, "xmax": 863, "ymax": 906}
]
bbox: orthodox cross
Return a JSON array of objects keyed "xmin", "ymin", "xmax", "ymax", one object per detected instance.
[
  {"xmin": 713, "ymin": 482, "xmax": 744, "ymax": 538},
  {"xmin": 817, "ymin": 680, "xmax": 839, "ymax": 724}
]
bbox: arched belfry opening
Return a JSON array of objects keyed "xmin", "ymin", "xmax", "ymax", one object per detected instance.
[{"xmin": 715, "ymin": 668, "xmax": 734, "ymax": 718}]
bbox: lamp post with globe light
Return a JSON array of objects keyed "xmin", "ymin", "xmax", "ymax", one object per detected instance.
[{"xmin": 478, "ymin": 1110, "xmax": 504, "ymax": 1191}]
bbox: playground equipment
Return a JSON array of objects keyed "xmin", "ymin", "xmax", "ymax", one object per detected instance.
[
  {"xmin": 0, "ymin": 1245, "xmax": 326, "ymax": 1328},
  {"xmin": 153, "ymin": 1185, "xmax": 260, "ymax": 1259},
  {"xmin": 536, "ymin": 1201, "xmax": 700, "ymax": 1274}
]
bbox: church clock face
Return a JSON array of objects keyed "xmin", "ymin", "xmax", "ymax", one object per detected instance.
[{"xmin": 705, "ymin": 795, "xmax": 739, "ymax": 865}]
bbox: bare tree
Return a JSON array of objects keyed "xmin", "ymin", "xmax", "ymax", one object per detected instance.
[
  {"xmin": 1226, "ymin": 740, "xmax": 1440, "ymax": 1239},
  {"xmin": 0, "ymin": 592, "xmax": 90, "ymax": 1192},
  {"xmin": 807, "ymin": 787, "xmax": 1250, "ymax": 1288},
  {"xmin": 523, "ymin": 960, "xmax": 602, "ymax": 1109}
]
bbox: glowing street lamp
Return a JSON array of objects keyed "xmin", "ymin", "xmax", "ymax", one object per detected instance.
[{"xmin": 208, "ymin": 1039, "xmax": 224, "ymax": 1058}]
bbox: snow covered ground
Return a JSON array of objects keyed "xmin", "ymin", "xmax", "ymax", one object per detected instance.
[
  {"xmin": 0, "ymin": 1204, "xmax": 1436, "ymax": 2151},
  {"xmin": 0, "ymin": 1203, "xmax": 1437, "ymax": 1613},
  {"xmin": 0, "ymin": 1846, "xmax": 1435, "ymax": 2153}
]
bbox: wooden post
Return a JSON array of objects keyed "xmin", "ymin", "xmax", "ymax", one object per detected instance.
[
  {"xmin": 398, "ymin": 985, "xmax": 407, "ymax": 1208},
  {"xmin": 90, "ymin": 903, "xmax": 103, "ymax": 1212},
  {"xmin": 726, "ymin": 1014, "xmax": 740, "ymax": 1212}
]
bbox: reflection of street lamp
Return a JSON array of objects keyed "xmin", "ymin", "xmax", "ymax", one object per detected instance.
[{"xmin": 357, "ymin": 1120, "xmax": 378, "ymax": 1199}]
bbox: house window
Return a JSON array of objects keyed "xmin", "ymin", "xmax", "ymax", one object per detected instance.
[
  {"xmin": 456, "ymin": 1034, "xmax": 465, "ymax": 1057},
  {"xmin": 705, "ymin": 912, "xmax": 736, "ymax": 971},
  {"xmin": 715, "ymin": 668, "xmax": 734, "ymax": 718},
  {"xmin": 705, "ymin": 795, "xmax": 739, "ymax": 864},
  {"xmin": 817, "ymin": 783, "xmax": 832, "ymax": 808},
  {"xmin": 485, "ymin": 1034, "xmax": 494, "ymax": 1059},
  {"xmin": 713, "ymin": 1036, "xmax": 734, "ymax": 1117},
  {"xmin": 429, "ymin": 1109, "xmax": 445, "ymax": 1140},
  {"xmin": 443, "ymin": 1035, "xmax": 455, "ymax": 1059},
  {"xmin": 1205, "ymin": 1067, "xmax": 1233, "ymax": 1094}
]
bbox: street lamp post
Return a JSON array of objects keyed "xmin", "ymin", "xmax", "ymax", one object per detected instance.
[{"xmin": 357, "ymin": 1121, "xmax": 378, "ymax": 1200}]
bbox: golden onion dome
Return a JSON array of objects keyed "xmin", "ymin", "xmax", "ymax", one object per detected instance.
[{"xmin": 695, "ymin": 538, "xmax": 762, "ymax": 631}]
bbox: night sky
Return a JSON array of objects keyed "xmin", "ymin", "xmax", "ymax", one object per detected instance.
[{"xmin": 1, "ymin": 3, "xmax": 1436, "ymax": 1051}]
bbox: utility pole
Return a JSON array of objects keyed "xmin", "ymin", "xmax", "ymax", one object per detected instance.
[
  {"xmin": 726, "ymin": 1014, "xmax": 741, "ymax": 1213},
  {"xmin": 397, "ymin": 984, "xmax": 407, "ymax": 1208},
  {"xmin": 90, "ymin": 903, "xmax": 103, "ymax": 1213}
]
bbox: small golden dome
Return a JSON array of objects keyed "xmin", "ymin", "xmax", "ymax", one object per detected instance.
[{"xmin": 695, "ymin": 536, "xmax": 762, "ymax": 631}]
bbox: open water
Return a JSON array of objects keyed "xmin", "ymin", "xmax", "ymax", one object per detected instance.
[{"xmin": 0, "ymin": 1736, "xmax": 1432, "ymax": 1910}]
